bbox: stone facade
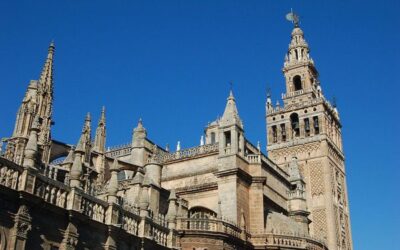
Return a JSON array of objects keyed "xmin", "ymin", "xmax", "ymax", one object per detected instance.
[{"xmin": 0, "ymin": 19, "xmax": 351, "ymax": 250}]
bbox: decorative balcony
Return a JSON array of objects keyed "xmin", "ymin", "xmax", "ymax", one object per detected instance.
[{"xmin": 177, "ymin": 217, "xmax": 249, "ymax": 241}]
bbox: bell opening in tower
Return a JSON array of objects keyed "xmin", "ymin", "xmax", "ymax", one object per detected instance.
[
  {"xmin": 293, "ymin": 75, "xmax": 302, "ymax": 91},
  {"xmin": 290, "ymin": 113, "xmax": 300, "ymax": 137}
]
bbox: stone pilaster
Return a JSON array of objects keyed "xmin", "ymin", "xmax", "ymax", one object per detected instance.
[
  {"xmin": 59, "ymin": 222, "xmax": 79, "ymax": 250},
  {"xmin": 8, "ymin": 205, "xmax": 32, "ymax": 250}
]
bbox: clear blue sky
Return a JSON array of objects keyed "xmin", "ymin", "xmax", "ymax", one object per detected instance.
[{"xmin": 0, "ymin": 1, "xmax": 399, "ymax": 249}]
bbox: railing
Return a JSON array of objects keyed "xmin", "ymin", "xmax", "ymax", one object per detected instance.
[
  {"xmin": 267, "ymin": 96, "xmax": 325, "ymax": 115},
  {"xmin": 80, "ymin": 192, "xmax": 108, "ymax": 223},
  {"xmin": 105, "ymin": 143, "xmax": 132, "ymax": 158},
  {"xmin": 263, "ymin": 233, "xmax": 327, "ymax": 250},
  {"xmin": 158, "ymin": 143, "xmax": 218, "ymax": 163},
  {"xmin": 148, "ymin": 220, "xmax": 169, "ymax": 246},
  {"xmin": 122, "ymin": 210, "xmax": 140, "ymax": 235},
  {"xmin": 177, "ymin": 217, "xmax": 246, "ymax": 240},
  {"xmin": 287, "ymin": 188, "xmax": 306, "ymax": 199},
  {"xmin": 282, "ymin": 88, "xmax": 308, "ymax": 99},
  {"xmin": 0, "ymin": 157, "xmax": 172, "ymax": 248},
  {"xmin": 247, "ymin": 154, "xmax": 261, "ymax": 164},
  {"xmin": 34, "ymin": 175, "xmax": 70, "ymax": 209},
  {"xmin": 0, "ymin": 161, "xmax": 22, "ymax": 189}
]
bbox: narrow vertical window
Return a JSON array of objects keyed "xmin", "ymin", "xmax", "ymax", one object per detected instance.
[
  {"xmin": 224, "ymin": 131, "xmax": 231, "ymax": 147},
  {"xmin": 290, "ymin": 113, "xmax": 300, "ymax": 137},
  {"xmin": 293, "ymin": 75, "xmax": 302, "ymax": 91},
  {"xmin": 280, "ymin": 124, "xmax": 286, "ymax": 142},
  {"xmin": 272, "ymin": 126, "xmax": 278, "ymax": 143},
  {"xmin": 210, "ymin": 132, "xmax": 216, "ymax": 144},
  {"xmin": 313, "ymin": 116, "xmax": 319, "ymax": 134},
  {"xmin": 304, "ymin": 118, "xmax": 310, "ymax": 137}
]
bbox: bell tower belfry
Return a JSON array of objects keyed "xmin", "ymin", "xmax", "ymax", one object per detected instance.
[{"xmin": 266, "ymin": 15, "xmax": 353, "ymax": 250}]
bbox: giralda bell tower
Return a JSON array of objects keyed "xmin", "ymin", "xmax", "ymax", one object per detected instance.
[{"xmin": 266, "ymin": 14, "xmax": 353, "ymax": 250}]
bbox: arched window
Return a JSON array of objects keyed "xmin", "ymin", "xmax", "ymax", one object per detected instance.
[
  {"xmin": 293, "ymin": 75, "xmax": 302, "ymax": 91},
  {"xmin": 290, "ymin": 113, "xmax": 300, "ymax": 137},
  {"xmin": 189, "ymin": 207, "xmax": 217, "ymax": 230},
  {"xmin": 210, "ymin": 132, "xmax": 216, "ymax": 144}
]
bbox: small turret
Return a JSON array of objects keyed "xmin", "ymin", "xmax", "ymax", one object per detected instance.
[
  {"xmin": 167, "ymin": 189, "xmax": 178, "ymax": 228},
  {"xmin": 130, "ymin": 119, "xmax": 147, "ymax": 166},
  {"xmin": 145, "ymin": 145, "xmax": 162, "ymax": 186},
  {"xmin": 218, "ymin": 90, "xmax": 245, "ymax": 157},
  {"xmin": 107, "ymin": 158, "xmax": 119, "ymax": 203},
  {"xmin": 69, "ymin": 136, "xmax": 84, "ymax": 189},
  {"xmin": 22, "ymin": 115, "xmax": 40, "ymax": 169},
  {"xmin": 139, "ymin": 176, "xmax": 151, "ymax": 216},
  {"xmin": 93, "ymin": 107, "xmax": 106, "ymax": 153},
  {"xmin": 69, "ymin": 117, "xmax": 89, "ymax": 188}
]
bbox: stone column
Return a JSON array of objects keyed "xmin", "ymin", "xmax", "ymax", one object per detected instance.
[{"xmin": 8, "ymin": 205, "xmax": 32, "ymax": 250}]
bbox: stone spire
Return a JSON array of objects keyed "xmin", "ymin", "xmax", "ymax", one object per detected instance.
[
  {"xmin": 93, "ymin": 107, "xmax": 106, "ymax": 153},
  {"xmin": 37, "ymin": 41, "xmax": 55, "ymax": 156},
  {"xmin": 6, "ymin": 42, "xmax": 55, "ymax": 165},
  {"xmin": 81, "ymin": 112, "xmax": 92, "ymax": 162},
  {"xmin": 22, "ymin": 115, "xmax": 40, "ymax": 169},
  {"xmin": 220, "ymin": 90, "xmax": 243, "ymax": 128}
]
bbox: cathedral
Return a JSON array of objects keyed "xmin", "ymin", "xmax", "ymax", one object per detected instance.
[{"xmin": 0, "ymin": 18, "xmax": 352, "ymax": 250}]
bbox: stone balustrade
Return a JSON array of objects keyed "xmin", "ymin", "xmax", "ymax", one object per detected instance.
[
  {"xmin": 247, "ymin": 154, "xmax": 261, "ymax": 164},
  {"xmin": 0, "ymin": 157, "xmax": 172, "ymax": 248},
  {"xmin": 0, "ymin": 159, "xmax": 22, "ymax": 189},
  {"xmin": 282, "ymin": 88, "xmax": 312, "ymax": 99},
  {"xmin": 159, "ymin": 143, "xmax": 218, "ymax": 163},
  {"xmin": 147, "ymin": 219, "xmax": 169, "ymax": 246},
  {"xmin": 176, "ymin": 217, "xmax": 248, "ymax": 240},
  {"xmin": 252, "ymin": 233, "xmax": 327, "ymax": 250},
  {"xmin": 266, "ymin": 233, "xmax": 327, "ymax": 250},
  {"xmin": 287, "ymin": 188, "xmax": 306, "ymax": 199},
  {"xmin": 34, "ymin": 174, "xmax": 70, "ymax": 208}
]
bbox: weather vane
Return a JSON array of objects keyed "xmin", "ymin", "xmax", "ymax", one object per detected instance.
[{"xmin": 286, "ymin": 8, "xmax": 300, "ymax": 27}]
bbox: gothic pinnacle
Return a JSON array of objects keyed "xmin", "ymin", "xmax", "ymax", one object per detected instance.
[{"xmin": 22, "ymin": 115, "xmax": 40, "ymax": 169}]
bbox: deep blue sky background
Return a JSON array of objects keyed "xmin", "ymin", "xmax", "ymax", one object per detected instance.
[{"xmin": 0, "ymin": 1, "xmax": 399, "ymax": 249}]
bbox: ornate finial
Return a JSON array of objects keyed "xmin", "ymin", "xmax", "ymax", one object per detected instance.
[
  {"xmin": 257, "ymin": 141, "xmax": 261, "ymax": 152},
  {"xmin": 176, "ymin": 141, "xmax": 181, "ymax": 151},
  {"xmin": 85, "ymin": 112, "xmax": 91, "ymax": 121},
  {"xmin": 286, "ymin": 9, "xmax": 300, "ymax": 27},
  {"xmin": 266, "ymin": 87, "xmax": 271, "ymax": 98},
  {"xmin": 165, "ymin": 143, "xmax": 170, "ymax": 152},
  {"xmin": 332, "ymin": 97, "xmax": 337, "ymax": 108},
  {"xmin": 200, "ymin": 135, "xmax": 204, "ymax": 146}
]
